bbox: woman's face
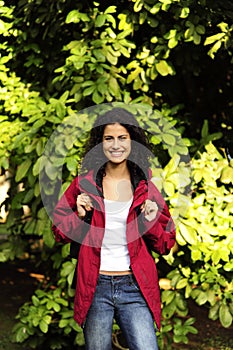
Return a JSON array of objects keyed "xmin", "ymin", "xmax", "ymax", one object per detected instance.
[{"xmin": 102, "ymin": 123, "xmax": 131, "ymax": 164}]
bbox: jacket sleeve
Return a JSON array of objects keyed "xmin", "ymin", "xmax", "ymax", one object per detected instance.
[
  {"xmin": 141, "ymin": 181, "xmax": 176, "ymax": 255},
  {"xmin": 51, "ymin": 177, "xmax": 86, "ymax": 243}
]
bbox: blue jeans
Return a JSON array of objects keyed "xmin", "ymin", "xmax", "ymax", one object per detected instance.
[{"xmin": 83, "ymin": 274, "xmax": 158, "ymax": 350}]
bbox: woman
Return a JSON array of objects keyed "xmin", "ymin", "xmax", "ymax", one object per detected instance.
[{"xmin": 52, "ymin": 107, "xmax": 176, "ymax": 350}]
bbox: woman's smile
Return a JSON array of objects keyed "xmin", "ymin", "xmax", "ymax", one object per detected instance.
[{"xmin": 110, "ymin": 151, "xmax": 124, "ymax": 157}]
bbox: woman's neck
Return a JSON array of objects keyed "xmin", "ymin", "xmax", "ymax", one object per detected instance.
[
  {"xmin": 104, "ymin": 161, "xmax": 130, "ymax": 180},
  {"xmin": 103, "ymin": 162, "xmax": 133, "ymax": 201}
]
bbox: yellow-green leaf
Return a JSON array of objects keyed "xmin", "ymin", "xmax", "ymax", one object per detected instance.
[
  {"xmin": 220, "ymin": 166, "xmax": 233, "ymax": 184},
  {"xmin": 155, "ymin": 60, "xmax": 174, "ymax": 76},
  {"xmin": 15, "ymin": 159, "xmax": 32, "ymax": 182},
  {"xmin": 219, "ymin": 304, "xmax": 233, "ymax": 328},
  {"xmin": 179, "ymin": 222, "xmax": 198, "ymax": 245}
]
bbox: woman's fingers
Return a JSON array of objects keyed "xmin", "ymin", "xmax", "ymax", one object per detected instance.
[
  {"xmin": 141, "ymin": 199, "xmax": 158, "ymax": 221},
  {"xmin": 76, "ymin": 193, "xmax": 93, "ymax": 218}
]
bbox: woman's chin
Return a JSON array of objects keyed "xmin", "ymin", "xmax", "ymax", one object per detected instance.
[{"xmin": 108, "ymin": 157, "xmax": 127, "ymax": 165}]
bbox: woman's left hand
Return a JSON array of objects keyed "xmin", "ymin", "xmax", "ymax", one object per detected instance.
[{"xmin": 141, "ymin": 199, "xmax": 158, "ymax": 221}]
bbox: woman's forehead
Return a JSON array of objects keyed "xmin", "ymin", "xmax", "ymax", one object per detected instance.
[{"xmin": 103, "ymin": 123, "xmax": 129, "ymax": 135}]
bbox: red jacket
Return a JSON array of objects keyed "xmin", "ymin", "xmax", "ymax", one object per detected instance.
[{"xmin": 52, "ymin": 170, "xmax": 176, "ymax": 329}]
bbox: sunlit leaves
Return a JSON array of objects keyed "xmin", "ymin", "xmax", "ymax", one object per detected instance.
[
  {"xmin": 184, "ymin": 21, "xmax": 205, "ymax": 45},
  {"xmin": 204, "ymin": 22, "xmax": 231, "ymax": 59},
  {"xmin": 15, "ymin": 159, "xmax": 32, "ymax": 182},
  {"xmin": 156, "ymin": 60, "xmax": 174, "ymax": 76},
  {"xmin": 66, "ymin": 10, "xmax": 90, "ymax": 24},
  {"xmin": 1, "ymin": 1, "xmax": 233, "ymax": 345}
]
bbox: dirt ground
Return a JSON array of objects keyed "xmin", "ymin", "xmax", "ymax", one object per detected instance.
[{"xmin": 0, "ymin": 259, "xmax": 232, "ymax": 350}]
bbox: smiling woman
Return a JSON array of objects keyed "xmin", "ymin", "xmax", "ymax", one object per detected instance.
[
  {"xmin": 80, "ymin": 107, "xmax": 152, "ymax": 179},
  {"xmin": 52, "ymin": 106, "xmax": 176, "ymax": 350}
]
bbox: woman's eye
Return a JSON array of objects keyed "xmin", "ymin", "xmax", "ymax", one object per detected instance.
[{"xmin": 103, "ymin": 136, "xmax": 128, "ymax": 142}]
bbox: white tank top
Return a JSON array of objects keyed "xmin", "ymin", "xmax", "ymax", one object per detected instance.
[{"xmin": 100, "ymin": 198, "xmax": 133, "ymax": 271}]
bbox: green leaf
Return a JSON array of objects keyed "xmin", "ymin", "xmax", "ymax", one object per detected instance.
[
  {"xmin": 224, "ymin": 261, "xmax": 233, "ymax": 272},
  {"xmin": 15, "ymin": 159, "xmax": 32, "ymax": 182},
  {"xmin": 176, "ymin": 278, "xmax": 188, "ymax": 289},
  {"xmin": 176, "ymin": 295, "xmax": 187, "ymax": 310},
  {"xmin": 39, "ymin": 319, "xmax": 49, "ymax": 333},
  {"xmin": 221, "ymin": 166, "xmax": 233, "ymax": 184},
  {"xmin": 209, "ymin": 303, "xmax": 220, "ymax": 320},
  {"xmin": 162, "ymin": 133, "xmax": 176, "ymax": 145},
  {"xmin": 134, "ymin": 0, "xmax": 143, "ymax": 12},
  {"xmin": 184, "ymin": 317, "xmax": 196, "ymax": 326},
  {"xmin": 204, "ymin": 33, "xmax": 225, "ymax": 45},
  {"xmin": 105, "ymin": 50, "xmax": 118, "ymax": 65},
  {"xmin": 193, "ymin": 31, "xmax": 201, "ymax": 45},
  {"xmin": 59, "ymin": 319, "xmax": 69, "ymax": 328},
  {"xmin": 176, "ymin": 230, "xmax": 187, "ymax": 246},
  {"xmin": 219, "ymin": 304, "xmax": 233, "ymax": 328},
  {"xmin": 92, "ymin": 90, "xmax": 104, "ymax": 104},
  {"xmin": 44, "ymin": 315, "xmax": 52, "ymax": 324},
  {"xmin": 127, "ymin": 66, "xmax": 143, "ymax": 84},
  {"xmin": 163, "ymin": 181, "xmax": 175, "ymax": 196},
  {"xmin": 208, "ymin": 40, "xmax": 222, "ymax": 58},
  {"xmin": 45, "ymin": 161, "xmax": 59, "ymax": 180},
  {"xmin": 162, "ymin": 302, "xmax": 176, "ymax": 319},
  {"xmin": 55, "ymin": 101, "xmax": 66, "ymax": 119},
  {"xmin": 43, "ymin": 224, "xmax": 55, "ymax": 248},
  {"xmin": 104, "ymin": 6, "xmax": 116, "ymax": 14},
  {"xmin": 32, "ymin": 295, "xmax": 40, "ymax": 306},
  {"xmin": 83, "ymin": 85, "xmax": 96, "ymax": 96},
  {"xmin": 117, "ymin": 29, "xmax": 132, "ymax": 40},
  {"xmin": 22, "ymin": 188, "xmax": 34, "ymax": 204},
  {"xmin": 179, "ymin": 223, "xmax": 198, "ymax": 245},
  {"xmin": 95, "ymin": 14, "xmax": 106, "ymax": 27},
  {"xmin": 180, "ymin": 7, "xmax": 190, "ymax": 18},
  {"xmin": 168, "ymin": 37, "xmax": 178, "ymax": 49},
  {"xmin": 185, "ymin": 284, "xmax": 192, "ymax": 298},
  {"xmin": 196, "ymin": 290, "xmax": 208, "ymax": 305},
  {"xmin": 150, "ymin": 3, "xmax": 161, "ymax": 14},
  {"xmin": 206, "ymin": 289, "xmax": 216, "ymax": 306},
  {"xmin": 212, "ymin": 249, "xmax": 225, "ymax": 264},
  {"xmin": 61, "ymin": 261, "xmax": 75, "ymax": 277},
  {"xmin": 31, "ymin": 118, "xmax": 46, "ymax": 131},
  {"xmin": 33, "ymin": 156, "xmax": 46, "ymax": 176},
  {"xmin": 161, "ymin": 290, "xmax": 175, "ymax": 305},
  {"xmin": 217, "ymin": 22, "xmax": 228, "ymax": 32},
  {"xmin": 155, "ymin": 60, "xmax": 174, "ymax": 76},
  {"xmin": 34, "ymin": 181, "xmax": 40, "ymax": 197},
  {"xmin": 97, "ymin": 83, "xmax": 107, "ymax": 95},
  {"xmin": 66, "ymin": 10, "xmax": 81, "ymax": 24},
  {"xmin": 51, "ymin": 301, "xmax": 61, "ymax": 312},
  {"xmin": 36, "ymin": 138, "xmax": 44, "ymax": 156},
  {"xmin": 66, "ymin": 157, "xmax": 78, "ymax": 172},
  {"xmin": 186, "ymin": 325, "xmax": 198, "ymax": 334},
  {"xmin": 201, "ymin": 119, "xmax": 208, "ymax": 138},
  {"xmin": 93, "ymin": 49, "xmax": 106, "ymax": 62},
  {"xmin": 196, "ymin": 25, "xmax": 205, "ymax": 35},
  {"xmin": 109, "ymin": 76, "xmax": 120, "ymax": 96},
  {"xmin": 13, "ymin": 325, "xmax": 29, "ymax": 343}
]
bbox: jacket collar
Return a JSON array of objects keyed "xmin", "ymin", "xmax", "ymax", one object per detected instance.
[{"xmin": 78, "ymin": 169, "xmax": 149, "ymax": 209}]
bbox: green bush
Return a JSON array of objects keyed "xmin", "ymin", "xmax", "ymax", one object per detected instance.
[{"xmin": 0, "ymin": 1, "xmax": 232, "ymax": 349}]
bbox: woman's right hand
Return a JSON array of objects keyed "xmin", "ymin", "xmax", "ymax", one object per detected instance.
[{"xmin": 76, "ymin": 193, "xmax": 93, "ymax": 219}]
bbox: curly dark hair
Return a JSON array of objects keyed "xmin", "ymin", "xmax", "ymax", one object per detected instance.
[{"xmin": 80, "ymin": 107, "xmax": 152, "ymax": 181}]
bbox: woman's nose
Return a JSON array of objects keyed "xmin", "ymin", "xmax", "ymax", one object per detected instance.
[{"xmin": 112, "ymin": 138, "xmax": 120, "ymax": 149}]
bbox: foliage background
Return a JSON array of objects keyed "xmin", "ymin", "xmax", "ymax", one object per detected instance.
[{"xmin": 0, "ymin": 0, "xmax": 232, "ymax": 349}]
